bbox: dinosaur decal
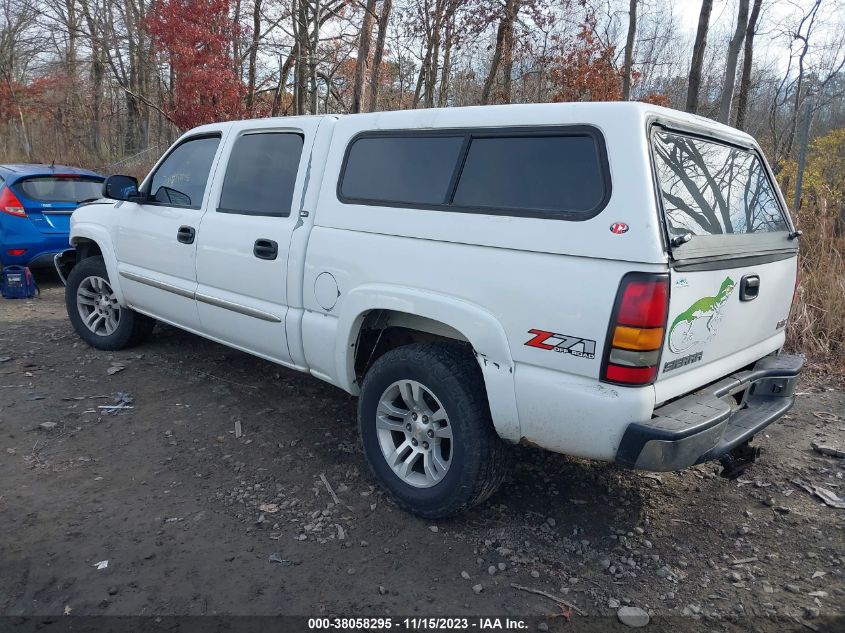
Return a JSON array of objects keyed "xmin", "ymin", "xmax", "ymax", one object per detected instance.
[{"xmin": 667, "ymin": 276, "xmax": 737, "ymax": 354}]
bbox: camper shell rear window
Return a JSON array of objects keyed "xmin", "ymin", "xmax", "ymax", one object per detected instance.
[
  {"xmin": 338, "ymin": 126, "xmax": 611, "ymax": 221},
  {"xmin": 650, "ymin": 127, "xmax": 794, "ymax": 260}
]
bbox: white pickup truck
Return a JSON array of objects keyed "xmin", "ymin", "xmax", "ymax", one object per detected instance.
[{"xmin": 60, "ymin": 102, "xmax": 803, "ymax": 517}]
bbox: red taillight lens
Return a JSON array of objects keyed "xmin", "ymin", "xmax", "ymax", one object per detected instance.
[
  {"xmin": 601, "ymin": 273, "xmax": 670, "ymax": 386},
  {"xmin": 616, "ymin": 280, "xmax": 669, "ymax": 327},
  {"xmin": 0, "ymin": 187, "xmax": 26, "ymax": 217},
  {"xmin": 7, "ymin": 248, "xmax": 27, "ymax": 256},
  {"xmin": 605, "ymin": 364, "xmax": 659, "ymax": 384}
]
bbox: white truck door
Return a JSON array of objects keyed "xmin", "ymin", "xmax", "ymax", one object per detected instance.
[
  {"xmin": 113, "ymin": 133, "xmax": 226, "ymax": 330},
  {"xmin": 193, "ymin": 119, "xmax": 320, "ymax": 366}
]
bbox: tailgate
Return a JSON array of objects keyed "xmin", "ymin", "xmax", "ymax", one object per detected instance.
[
  {"xmin": 650, "ymin": 125, "xmax": 798, "ymax": 401},
  {"xmin": 658, "ymin": 256, "xmax": 796, "ymax": 394}
]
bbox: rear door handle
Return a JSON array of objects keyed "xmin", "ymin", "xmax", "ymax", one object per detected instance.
[
  {"xmin": 177, "ymin": 226, "xmax": 196, "ymax": 244},
  {"xmin": 740, "ymin": 274, "xmax": 760, "ymax": 301},
  {"xmin": 253, "ymin": 239, "xmax": 278, "ymax": 260}
]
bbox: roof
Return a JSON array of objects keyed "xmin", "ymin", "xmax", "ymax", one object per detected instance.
[
  {"xmin": 187, "ymin": 102, "xmax": 758, "ymax": 149},
  {"xmin": 0, "ymin": 163, "xmax": 103, "ymax": 179}
]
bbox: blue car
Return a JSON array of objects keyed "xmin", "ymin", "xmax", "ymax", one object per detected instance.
[{"xmin": 0, "ymin": 164, "xmax": 104, "ymax": 268}]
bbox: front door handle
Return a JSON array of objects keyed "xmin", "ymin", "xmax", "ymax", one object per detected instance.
[
  {"xmin": 254, "ymin": 238, "xmax": 278, "ymax": 261},
  {"xmin": 177, "ymin": 226, "xmax": 196, "ymax": 244},
  {"xmin": 740, "ymin": 274, "xmax": 760, "ymax": 301}
]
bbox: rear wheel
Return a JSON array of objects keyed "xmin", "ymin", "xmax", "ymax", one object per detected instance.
[
  {"xmin": 65, "ymin": 256, "xmax": 155, "ymax": 350},
  {"xmin": 358, "ymin": 343, "xmax": 509, "ymax": 518}
]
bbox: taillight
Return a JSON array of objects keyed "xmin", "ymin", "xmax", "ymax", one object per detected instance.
[
  {"xmin": 0, "ymin": 187, "xmax": 26, "ymax": 217},
  {"xmin": 601, "ymin": 273, "xmax": 670, "ymax": 386}
]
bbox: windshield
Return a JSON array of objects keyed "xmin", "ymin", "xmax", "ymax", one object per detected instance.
[
  {"xmin": 652, "ymin": 130, "xmax": 788, "ymax": 239},
  {"xmin": 18, "ymin": 176, "xmax": 103, "ymax": 204}
]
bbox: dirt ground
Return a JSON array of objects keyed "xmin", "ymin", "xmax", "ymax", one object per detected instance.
[{"xmin": 1, "ymin": 272, "xmax": 844, "ymax": 632}]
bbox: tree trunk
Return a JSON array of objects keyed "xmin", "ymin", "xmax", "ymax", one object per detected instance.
[
  {"xmin": 413, "ymin": 38, "xmax": 432, "ymax": 107},
  {"xmin": 437, "ymin": 16, "xmax": 453, "ymax": 107},
  {"xmin": 272, "ymin": 52, "xmax": 296, "ymax": 116},
  {"xmin": 246, "ymin": 0, "xmax": 262, "ymax": 112},
  {"xmin": 367, "ymin": 0, "xmax": 392, "ymax": 112},
  {"xmin": 295, "ymin": 0, "xmax": 308, "ymax": 115},
  {"xmin": 621, "ymin": 0, "xmax": 637, "ymax": 100},
  {"xmin": 90, "ymin": 45, "xmax": 105, "ymax": 158},
  {"xmin": 499, "ymin": 0, "xmax": 516, "ymax": 104},
  {"xmin": 309, "ymin": 0, "xmax": 320, "ymax": 114},
  {"xmin": 717, "ymin": 0, "xmax": 749, "ymax": 123},
  {"xmin": 734, "ymin": 0, "xmax": 762, "ymax": 130},
  {"xmin": 423, "ymin": 0, "xmax": 444, "ymax": 108},
  {"xmin": 481, "ymin": 0, "xmax": 517, "ymax": 105},
  {"xmin": 351, "ymin": 0, "xmax": 377, "ymax": 113},
  {"xmin": 686, "ymin": 0, "xmax": 713, "ymax": 114}
]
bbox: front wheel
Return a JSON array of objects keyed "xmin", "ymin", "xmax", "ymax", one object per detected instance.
[
  {"xmin": 65, "ymin": 256, "xmax": 155, "ymax": 350},
  {"xmin": 358, "ymin": 343, "xmax": 509, "ymax": 518}
]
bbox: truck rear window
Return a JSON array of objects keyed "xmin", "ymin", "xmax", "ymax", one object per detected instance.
[
  {"xmin": 652, "ymin": 130, "xmax": 787, "ymax": 238},
  {"xmin": 18, "ymin": 176, "xmax": 103, "ymax": 204},
  {"xmin": 338, "ymin": 127, "xmax": 610, "ymax": 219}
]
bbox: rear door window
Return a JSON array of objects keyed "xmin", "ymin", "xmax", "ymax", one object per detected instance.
[
  {"xmin": 652, "ymin": 130, "xmax": 788, "ymax": 238},
  {"xmin": 218, "ymin": 132, "xmax": 304, "ymax": 216},
  {"xmin": 148, "ymin": 135, "xmax": 221, "ymax": 208},
  {"xmin": 18, "ymin": 176, "xmax": 103, "ymax": 203}
]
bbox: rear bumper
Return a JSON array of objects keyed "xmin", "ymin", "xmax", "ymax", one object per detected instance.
[
  {"xmin": 616, "ymin": 353, "xmax": 804, "ymax": 471},
  {"xmin": 0, "ymin": 225, "xmax": 70, "ymax": 267}
]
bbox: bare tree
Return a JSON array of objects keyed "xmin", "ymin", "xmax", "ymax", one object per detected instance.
[
  {"xmin": 717, "ymin": 0, "xmax": 749, "ymax": 124},
  {"xmin": 621, "ymin": 0, "xmax": 637, "ymax": 100},
  {"xmin": 685, "ymin": 0, "xmax": 712, "ymax": 114},
  {"xmin": 481, "ymin": 0, "xmax": 519, "ymax": 105},
  {"xmin": 734, "ymin": 0, "xmax": 762, "ymax": 130},
  {"xmin": 367, "ymin": 0, "xmax": 392, "ymax": 111}
]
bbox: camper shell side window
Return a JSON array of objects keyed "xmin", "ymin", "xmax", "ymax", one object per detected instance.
[{"xmin": 337, "ymin": 125, "xmax": 612, "ymax": 221}]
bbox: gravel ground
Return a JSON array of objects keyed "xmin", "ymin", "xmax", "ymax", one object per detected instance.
[{"xmin": 1, "ymin": 273, "xmax": 844, "ymax": 632}]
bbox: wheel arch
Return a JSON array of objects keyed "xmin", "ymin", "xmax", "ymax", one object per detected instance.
[
  {"xmin": 69, "ymin": 225, "xmax": 125, "ymax": 304},
  {"xmin": 335, "ymin": 284, "xmax": 521, "ymax": 442}
]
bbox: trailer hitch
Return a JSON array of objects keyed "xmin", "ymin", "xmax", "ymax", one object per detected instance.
[{"xmin": 719, "ymin": 441, "xmax": 762, "ymax": 479}]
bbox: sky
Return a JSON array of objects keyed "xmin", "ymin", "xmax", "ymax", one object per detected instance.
[{"xmin": 674, "ymin": 0, "xmax": 845, "ymax": 75}]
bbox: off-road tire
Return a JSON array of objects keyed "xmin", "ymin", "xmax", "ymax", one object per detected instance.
[
  {"xmin": 358, "ymin": 342, "xmax": 510, "ymax": 518},
  {"xmin": 65, "ymin": 256, "xmax": 155, "ymax": 350}
]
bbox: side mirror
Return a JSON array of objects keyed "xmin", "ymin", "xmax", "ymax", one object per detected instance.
[{"xmin": 103, "ymin": 174, "xmax": 141, "ymax": 201}]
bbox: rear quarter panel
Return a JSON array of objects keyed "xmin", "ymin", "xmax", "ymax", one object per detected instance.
[{"xmin": 303, "ymin": 104, "xmax": 669, "ymax": 457}]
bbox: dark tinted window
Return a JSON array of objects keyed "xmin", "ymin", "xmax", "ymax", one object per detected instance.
[
  {"xmin": 340, "ymin": 135, "xmax": 464, "ymax": 205},
  {"xmin": 453, "ymin": 135, "xmax": 606, "ymax": 213},
  {"xmin": 218, "ymin": 133, "xmax": 304, "ymax": 216},
  {"xmin": 653, "ymin": 131, "xmax": 787, "ymax": 237},
  {"xmin": 18, "ymin": 176, "xmax": 103, "ymax": 203},
  {"xmin": 149, "ymin": 135, "xmax": 220, "ymax": 208}
]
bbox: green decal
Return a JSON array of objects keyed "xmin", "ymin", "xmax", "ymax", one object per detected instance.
[{"xmin": 668, "ymin": 276, "xmax": 736, "ymax": 354}]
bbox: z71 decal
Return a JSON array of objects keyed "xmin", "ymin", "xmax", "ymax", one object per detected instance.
[{"xmin": 525, "ymin": 329, "xmax": 597, "ymax": 359}]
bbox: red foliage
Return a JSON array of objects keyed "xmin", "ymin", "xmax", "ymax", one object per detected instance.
[
  {"xmin": 146, "ymin": 0, "xmax": 247, "ymax": 129},
  {"xmin": 0, "ymin": 74, "xmax": 72, "ymax": 122},
  {"xmin": 550, "ymin": 17, "xmax": 622, "ymax": 101},
  {"xmin": 548, "ymin": 19, "xmax": 622, "ymax": 103},
  {"xmin": 639, "ymin": 91, "xmax": 672, "ymax": 107},
  {"xmin": 0, "ymin": 81, "xmax": 24, "ymax": 122}
]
